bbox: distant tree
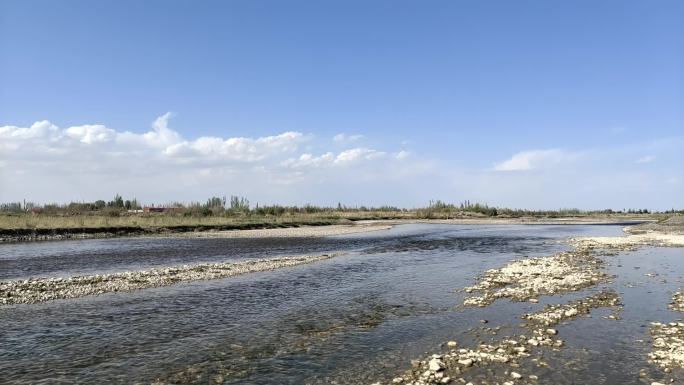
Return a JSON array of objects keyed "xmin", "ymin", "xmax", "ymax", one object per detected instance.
[
  {"xmin": 206, "ymin": 196, "xmax": 224, "ymax": 208},
  {"xmin": 229, "ymin": 196, "xmax": 250, "ymax": 212}
]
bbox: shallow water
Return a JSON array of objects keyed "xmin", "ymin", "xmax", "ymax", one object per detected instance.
[{"xmin": 1, "ymin": 224, "xmax": 681, "ymax": 384}]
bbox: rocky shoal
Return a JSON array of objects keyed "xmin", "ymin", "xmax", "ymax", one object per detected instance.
[
  {"xmin": 0, "ymin": 253, "xmax": 342, "ymax": 306},
  {"xmin": 462, "ymin": 248, "xmax": 606, "ymax": 307}
]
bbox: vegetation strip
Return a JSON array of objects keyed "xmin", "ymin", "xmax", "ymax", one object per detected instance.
[
  {"xmin": 0, "ymin": 253, "xmax": 343, "ymax": 306},
  {"xmin": 0, "ymin": 194, "xmax": 662, "ymax": 243}
]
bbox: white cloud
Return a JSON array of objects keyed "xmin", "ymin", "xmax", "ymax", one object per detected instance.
[
  {"xmin": 0, "ymin": 114, "xmax": 424, "ymax": 205},
  {"xmin": 396, "ymin": 150, "xmax": 410, "ymax": 160},
  {"xmin": 0, "ymin": 114, "xmax": 307, "ymax": 165},
  {"xmin": 0, "ymin": 120, "xmax": 60, "ymax": 141},
  {"xmin": 65, "ymin": 125, "xmax": 116, "ymax": 144},
  {"xmin": 635, "ymin": 155, "xmax": 656, "ymax": 164},
  {"xmin": 334, "ymin": 148, "xmax": 385, "ymax": 163},
  {"xmin": 2, "ymin": 114, "xmax": 681, "ymax": 210},
  {"xmin": 493, "ymin": 149, "xmax": 574, "ymax": 171},
  {"xmin": 163, "ymin": 132, "xmax": 305, "ymax": 162},
  {"xmin": 281, "ymin": 148, "xmax": 401, "ymax": 168},
  {"xmin": 144, "ymin": 112, "xmax": 182, "ymax": 147},
  {"xmin": 281, "ymin": 152, "xmax": 335, "ymax": 168},
  {"xmin": 333, "ymin": 133, "xmax": 364, "ymax": 143}
]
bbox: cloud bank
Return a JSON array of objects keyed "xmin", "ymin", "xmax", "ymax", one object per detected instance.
[
  {"xmin": 0, "ymin": 113, "xmax": 423, "ymax": 205},
  {"xmin": 1, "ymin": 114, "xmax": 682, "ymax": 210}
]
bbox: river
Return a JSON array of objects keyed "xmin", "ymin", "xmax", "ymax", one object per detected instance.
[{"xmin": 1, "ymin": 224, "xmax": 681, "ymax": 384}]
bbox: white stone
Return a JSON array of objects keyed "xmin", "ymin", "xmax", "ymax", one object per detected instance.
[
  {"xmin": 458, "ymin": 358, "xmax": 474, "ymax": 367},
  {"xmin": 428, "ymin": 358, "xmax": 445, "ymax": 372},
  {"xmin": 564, "ymin": 308, "xmax": 578, "ymax": 317}
]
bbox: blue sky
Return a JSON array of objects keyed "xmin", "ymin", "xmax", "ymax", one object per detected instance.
[{"xmin": 1, "ymin": 0, "xmax": 682, "ymax": 209}]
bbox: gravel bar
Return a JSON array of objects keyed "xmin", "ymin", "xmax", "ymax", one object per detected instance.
[{"xmin": 0, "ymin": 252, "xmax": 343, "ymax": 306}]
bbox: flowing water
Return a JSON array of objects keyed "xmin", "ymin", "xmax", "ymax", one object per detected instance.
[{"xmin": 0, "ymin": 224, "xmax": 682, "ymax": 384}]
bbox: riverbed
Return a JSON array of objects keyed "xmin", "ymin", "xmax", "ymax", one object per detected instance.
[{"xmin": 0, "ymin": 224, "xmax": 681, "ymax": 384}]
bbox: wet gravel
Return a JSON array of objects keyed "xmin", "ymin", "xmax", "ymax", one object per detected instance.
[{"xmin": 0, "ymin": 253, "xmax": 342, "ymax": 305}]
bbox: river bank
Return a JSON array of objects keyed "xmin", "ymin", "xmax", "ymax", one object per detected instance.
[
  {"xmin": 0, "ymin": 220, "xmax": 343, "ymax": 243},
  {"xmin": 0, "ymin": 215, "xmax": 656, "ymax": 243}
]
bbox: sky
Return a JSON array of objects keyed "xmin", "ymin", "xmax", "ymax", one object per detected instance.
[{"xmin": 0, "ymin": 0, "xmax": 682, "ymax": 210}]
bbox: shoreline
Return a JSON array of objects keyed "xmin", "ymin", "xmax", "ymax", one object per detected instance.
[{"xmin": 0, "ymin": 216, "xmax": 656, "ymax": 244}]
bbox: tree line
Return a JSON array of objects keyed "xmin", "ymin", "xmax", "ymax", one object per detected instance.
[{"xmin": 0, "ymin": 195, "xmax": 679, "ymax": 217}]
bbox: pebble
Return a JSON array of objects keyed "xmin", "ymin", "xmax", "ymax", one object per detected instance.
[
  {"xmin": 428, "ymin": 358, "xmax": 445, "ymax": 372},
  {"xmin": 458, "ymin": 358, "xmax": 474, "ymax": 367}
]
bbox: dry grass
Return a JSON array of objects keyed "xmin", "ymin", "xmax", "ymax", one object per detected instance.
[
  {"xmin": 0, "ymin": 213, "xmax": 346, "ymax": 230},
  {"xmin": 0, "ymin": 211, "xmax": 663, "ymax": 231}
]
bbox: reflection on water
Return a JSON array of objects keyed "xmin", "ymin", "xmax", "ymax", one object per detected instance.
[{"xmin": 2, "ymin": 224, "xmax": 679, "ymax": 384}]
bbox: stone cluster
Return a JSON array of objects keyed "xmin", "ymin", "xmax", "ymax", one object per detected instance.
[
  {"xmin": 649, "ymin": 321, "xmax": 684, "ymax": 371},
  {"xmin": 376, "ymin": 333, "xmax": 555, "ymax": 385},
  {"xmin": 463, "ymin": 250, "xmax": 606, "ymax": 307},
  {"xmin": 669, "ymin": 292, "xmax": 684, "ymax": 312},
  {"xmin": 522, "ymin": 290, "xmax": 621, "ymax": 327},
  {"xmin": 0, "ymin": 253, "xmax": 342, "ymax": 306},
  {"xmin": 374, "ymin": 290, "xmax": 624, "ymax": 385}
]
